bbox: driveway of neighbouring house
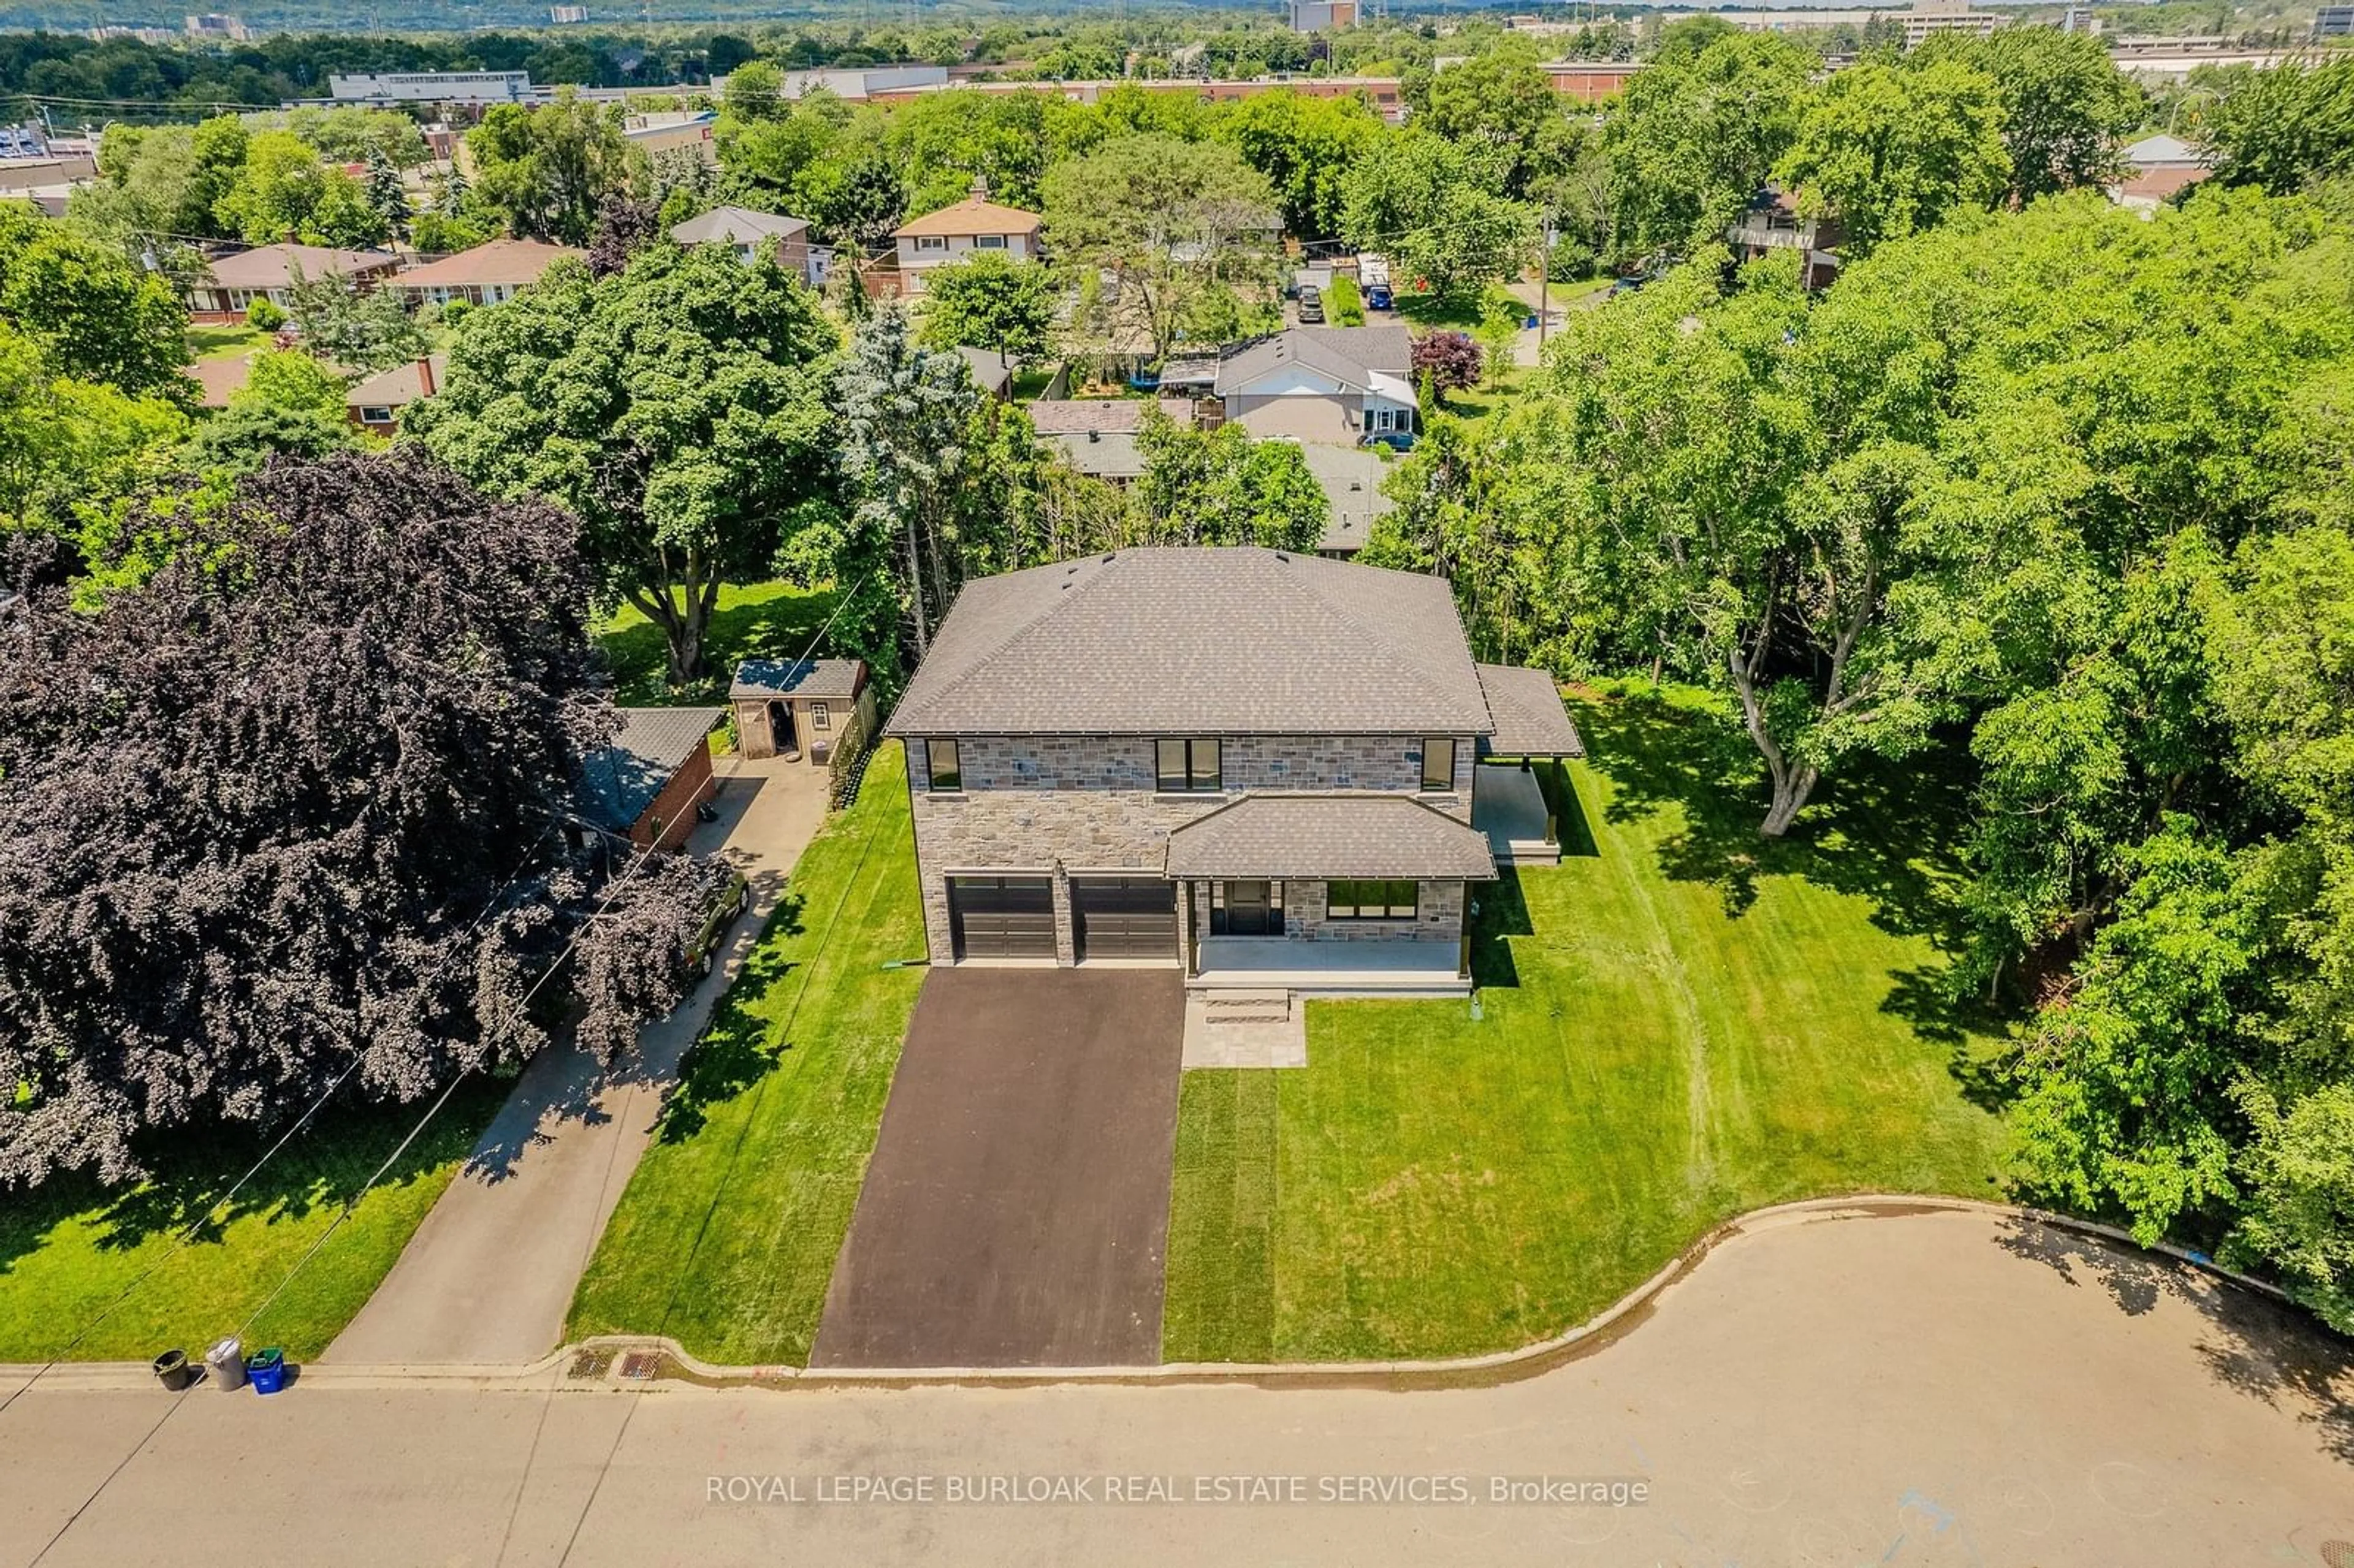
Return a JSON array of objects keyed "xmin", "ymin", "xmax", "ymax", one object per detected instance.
[
  {"xmin": 809, "ymin": 967, "xmax": 1186, "ymax": 1369},
  {"xmin": 324, "ymin": 753, "xmax": 831, "ymax": 1366}
]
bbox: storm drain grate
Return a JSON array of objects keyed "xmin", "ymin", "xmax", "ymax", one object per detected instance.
[
  {"xmin": 619, "ymin": 1352, "xmax": 663, "ymax": 1380},
  {"xmin": 567, "ymin": 1350, "xmax": 613, "ymax": 1380}
]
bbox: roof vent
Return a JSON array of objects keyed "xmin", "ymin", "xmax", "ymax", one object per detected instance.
[{"xmin": 1273, "ymin": 551, "xmax": 1290, "ymax": 563}]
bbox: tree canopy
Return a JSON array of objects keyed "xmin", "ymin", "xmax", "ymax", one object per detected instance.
[
  {"xmin": 0, "ymin": 451, "xmax": 701, "ymax": 1187},
  {"xmin": 406, "ymin": 243, "xmax": 840, "ymax": 686}
]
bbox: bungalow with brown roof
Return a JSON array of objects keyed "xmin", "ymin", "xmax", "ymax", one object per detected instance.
[
  {"xmin": 392, "ymin": 237, "xmax": 585, "ymax": 308},
  {"xmin": 345, "ymin": 354, "xmax": 448, "ymax": 433},
  {"xmin": 185, "ymin": 243, "xmax": 400, "ymax": 322},
  {"xmin": 889, "ymin": 179, "xmax": 1043, "ymax": 296}
]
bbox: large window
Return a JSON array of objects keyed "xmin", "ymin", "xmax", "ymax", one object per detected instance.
[
  {"xmin": 1420, "ymin": 736, "xmax": 1457, "ymax": 792},
  {"xmin": 915, "ymin": 235, "xmax": 948, "ymax": 252},
  {"xmin": 926, "ymin": 737, "xmax": 962, "ymax": 791},
  {"xmin": 976, "ymin": 234, "xmax": 1007, "ymax": 249},
  {"xmin": 1327, "ymin": 880, "xmax": 1418, "ymax": 920},
  {"xmin": 1156, "ymin": 737, "xmax": 1222, "ymax": 793}
]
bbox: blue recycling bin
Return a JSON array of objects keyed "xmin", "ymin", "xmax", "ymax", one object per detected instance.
[{"xmin": 245, "ymin": 1346, "xmax": 286, "ymax": 1395}]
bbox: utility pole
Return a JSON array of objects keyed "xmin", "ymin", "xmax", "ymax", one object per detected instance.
[{"xmin": 1536, "ymin": 213, "xmax": 1555, "ymax": 352}]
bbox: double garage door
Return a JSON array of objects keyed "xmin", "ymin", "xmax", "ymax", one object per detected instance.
[{"xmin": 946, "ymin": 875, "xmax": 1177, "ymax": 961}]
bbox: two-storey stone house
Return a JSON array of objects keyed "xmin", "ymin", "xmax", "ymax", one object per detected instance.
[{"xmin": 882, "ymin": 547, "xmax": 1582, "ymax": 997}]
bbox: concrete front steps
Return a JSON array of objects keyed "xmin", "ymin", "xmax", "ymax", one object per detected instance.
[{"xmin": 1181, "ymin": 988, "xmax": 1306, "ymax": 1068}]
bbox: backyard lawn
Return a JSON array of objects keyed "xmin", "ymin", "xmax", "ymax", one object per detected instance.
[
  {"xmin": 0, "ymin": 1080, "xmax": 506, "ymax": 1362},
  {"xmin": 566, "ymin": 743, "xmax": 924, "ymax": 1366},
  {"xmin": 598, "ymin": 579, "xmax": 837, "ymax": 706},
  {"xmin": 185, "ymin": 323, "xmax": 270, "ymax": 361},
  {"xmin": 1162, "ymin": 683, "xmax": 2014, "ymax": 1363}
]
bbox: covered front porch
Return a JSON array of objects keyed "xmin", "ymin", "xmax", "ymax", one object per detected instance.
[
  {"xmin": 1187, "ymin": 935, "xmax": 1471, "ymax": 997},
  {"xmin": 1471, "ymin": 663, "xmax": 1586, "ymax": 867}
]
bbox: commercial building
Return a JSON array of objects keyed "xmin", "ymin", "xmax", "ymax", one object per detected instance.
[{"xmin": 327, "ymin": 72, "xmax": 535, "ymax": 107}]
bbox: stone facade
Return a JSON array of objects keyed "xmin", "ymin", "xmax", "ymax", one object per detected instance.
[
  {"xmin": 905, "ymin": 731, "xmax": 1478, "ymax": 966},
  {"xmin": 1190, "ymin": 877, "xmax": 1466, "ymax": 943}
]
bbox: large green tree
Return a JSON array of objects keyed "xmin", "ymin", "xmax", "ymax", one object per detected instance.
[
  {"xmin": 1043, "ymin": 134, "xmax": 1279, "ymax": 361},
  {"xmin": 406, "ymin": 243, "xmax": 839, "ymax": 685},
  {"xmin": 1918, "ymin": 28, "xmax": 2144, "ymax": 203},
  {"xmin": 1601, "ymin": 32, "xmax": 1817, "ymax": 262},
  {"xmin": 1217, "ymin": 88, "xmax": 1385, "ymax": 241},
  {"xmin": 1131, "ymin": 411, "xmax": 1327, "ymax": 552},
  {"xmin": 1775, "ymin": 58, "xmax": 2011, "ymax": 254},
  {"xmin": 465, "ymin": 93, "xmax": 633, "ymax": 246},
  {"xmin": 0, "ymin": 203, "xmax": 189, "ymax": 399},
  {"xmin": 1339, "ymin": 132, "xmax": 1537, "ymax": 308},
  {"xmin": 916, "ymin": 250, "xmax": 1061, "ymax": 363}
]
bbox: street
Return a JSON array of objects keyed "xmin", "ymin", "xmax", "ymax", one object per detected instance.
[{"xmin": 6, "ymin": 1208, "xmax": 2348, "ymax": 1567}]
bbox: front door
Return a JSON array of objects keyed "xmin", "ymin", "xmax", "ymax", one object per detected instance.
[{"xmin": 1222, "ymin": 880, "xmax": 1274, "ymax": 937}]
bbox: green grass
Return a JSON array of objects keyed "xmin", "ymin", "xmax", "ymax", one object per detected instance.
[
  {"xmin": 1011, "ymin": 365, "xmax": 1057, "ymax": 400},
  {"xmin": 0, "ymin": 1080, "xmax": 507, "ymax": 1362},
  {"xmin": 566, "ymin": 743, "xmax": 924, "ymax": 1365},
  {"xmin": 1394, "ymin": 283, "xmax": 1527, "ymax": 330},
  {"xmin": 596, "ymin": 579, "xmax": 837, "ymax": 706},
  {"xmin": 185, "ymin": 324, "xmax": 270, "ymax": 361},
  {"xmin": 1162, "ymin": 684, "xmax": 2014, "ymax": 1363}
]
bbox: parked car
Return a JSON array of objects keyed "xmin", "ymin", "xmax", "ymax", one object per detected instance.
[
  {"xmin": 1359, "ymin": 429, "xmax": 1415, "ymax": 452},
  {"xmin": 1297, "ymin": 285, "xmax": 1324, "ymax": 324},
  {"xmin": 1366, "ymin": 283, "xmax": 1393, "ymax": 311},
  {"xmin": 681, "ymin": 864, "xmax": 750, "ymax": 978},
  {"xmin": 1608, "ymin": 276, "xmax": 1646, "ymax": 297}
]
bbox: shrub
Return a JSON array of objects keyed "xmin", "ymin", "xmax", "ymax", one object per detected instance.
[
  {"xmin": 1410, "ymin": 329, "xmax": 1482, "ymax": 394},
  {"xmin": 1326, "ymin": 274, "xmax": 1365, "ymax": 326},
  {"xmin": 245, "ymin": 298, "xmax": 288, "ymax": 331},
  {"xmin": 440, "ymin": 299, "xmax": 473, "ymax": 327}
]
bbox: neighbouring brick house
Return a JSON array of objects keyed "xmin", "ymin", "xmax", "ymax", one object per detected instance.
[
  {"xmin": 391, "ymin": 237, "xmax": 584, "ymax": 308},
  {"xmin": 184, "ymin": 243, "xmax": 400, "ymax": 322},
  {"xmin": 668, "ymin": 204, "xmax": 827, "ymax": 290},
  {"xmin": 577, "ymin": 707, "xmax": 722, "ymax": 851},
  {"xmin": 344, "ymin": 353, "xmax": 446, "ymax": 433},
  {"xmin": 881, "ymin": 547, "xmax": 1583, "ymax": 996},
  {"xmin": 886, "ymin": 180, "xmax": 1043, "ymax": 297},
  {"xmin": 729, "ymin": 658, "xmax": 874, "ymax": 764}
]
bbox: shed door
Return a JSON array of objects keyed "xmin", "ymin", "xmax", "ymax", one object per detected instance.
[
  {"xmin": 1070, "ymin": 877, "xmax": 1176, "ymax": 960},
  {"xmin": 948, "ymin": 876, "xmax": 1055, "ymax": 959}
]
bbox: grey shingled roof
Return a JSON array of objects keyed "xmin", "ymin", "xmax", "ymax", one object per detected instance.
[
  {"xmin": 1026, "ymin": 397, "xmax": 1191, "ymax": 435},
  {"xmin": 669, "ymin": 205, "xmax": 811, "ymax": 246},
  {"xmin": 577, "ymin": 706, "xmax": 720, "ymax": 832},
  {"xmin": 1475, "ymin": 664, "xmax": 1585, "ymax": 758},
  {"xmin": 956, "ymin": 346, "xmax": 1012, "ymax": 397},
  {"xmin": 1045, "ymin": 429, "xmax": 1147, "ymax": 480},
  {"xmin": 1165, "ymin": 793, "xmax": 1498, "ymax": 880},
  {"xmin": 881, "ymin": 547, "xmax": 1493, "ymax": 737},
  {"xmin": 1214, "ymin": 325, "xmax": 1412, "ymax": 397},
  {"xmin": 730, "ymin": 658, "xmax": 867, "ymax": 701}
]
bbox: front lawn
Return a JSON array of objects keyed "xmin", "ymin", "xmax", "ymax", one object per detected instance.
[
  {"xmin": 597, "ymin": 579, "xmax": 837, "ymax": 706},
  {"xmin": 1163, "ymin": 685, "xmax": 2014, "ymax": 1363},
  {"xmin": 566, "ymin": 742, "xmax": 924, "ymax": 1365},
  {"xmin": 0, "ymin": 1080, "xmax": 506, "ymax": 1362}
]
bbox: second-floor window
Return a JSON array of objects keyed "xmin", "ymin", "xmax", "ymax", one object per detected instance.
[
  {"xmin": 926, "ymin": 737, "xmax": 962, "ymax": 791},
  {"xmin": 1421, "ymin": 737, "xmax": 1456, "ymax": 792},
  {"xmin": 1156, "ymin": 737, "xmax": 1221, "ymax": 792},
  {"xmin": 915, "ymin": 235, "xmax": 948, "ymax": 252}
]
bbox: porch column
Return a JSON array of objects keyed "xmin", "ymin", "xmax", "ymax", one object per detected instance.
[
  {"xmin": 1184, "ymin": 880, "xmax": 1200, "ymax": 978},
  {"xmin": 1545, "ymin": 753, "xmax": 1560, "ymax": 847}
]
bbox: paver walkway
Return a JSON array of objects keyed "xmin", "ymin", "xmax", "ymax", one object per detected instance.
[{"xmin": 324, "ymin": 755, "xmax": 830, "ymax": 1365}]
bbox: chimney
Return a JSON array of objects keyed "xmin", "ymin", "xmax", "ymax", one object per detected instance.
[
  {"xmin": 969, "ymin": 174, "xmax": 989, "ymax": 202},
  {"xmin": 415, "ymin": 356, "xmax": 435, "ymax": 398}
]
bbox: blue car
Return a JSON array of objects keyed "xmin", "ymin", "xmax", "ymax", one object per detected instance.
[{"xmin": 1366, "ymin": 284, "xmax": 1393, "ymax": 310}]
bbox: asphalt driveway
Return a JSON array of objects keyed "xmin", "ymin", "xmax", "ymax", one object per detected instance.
[{"xmin": 810, "ymin": 967, "xmax": 1185, "ymax": 1368}]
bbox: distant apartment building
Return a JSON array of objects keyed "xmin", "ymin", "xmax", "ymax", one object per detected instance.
[
  {"xmin": 1289, "ymin": 0, "xmax": 1359, "ymax": 29},
  {"xmin": 622, "ymin": 109, "xmax": 718, "ymax": 166},
  {"xmin": 550, "ymin": 4, "xmax": 589, "ymax": 20},
  {"xmin": 184, "ymin": 13, "xmax": 248, "ymax": 39},
  {"xmin": 1901, "ymin": 0, "xmax": 2000, "ymax": 44},
  {"xmin": 328, "ymin": 71, "xmax": 534, "ymax": 107},
  {"xmin": 1653, "ymin": 2, "xmax": 1999, "ymax": 46}
]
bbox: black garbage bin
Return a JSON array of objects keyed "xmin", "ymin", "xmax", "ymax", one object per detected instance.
[{"xmin": 151, "ymin": 1349, "xmax": 196, "ymax": 1391}]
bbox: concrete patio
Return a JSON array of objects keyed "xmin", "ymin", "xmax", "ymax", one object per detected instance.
[{"xmin": 1472, "ymin": 761, "xmax": 1559, "ymax": 864}]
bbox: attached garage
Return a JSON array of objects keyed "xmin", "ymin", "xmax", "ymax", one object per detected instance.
[
  {"xmin": 1070, "ymin": 876, "xmax": 1177, "ymax": 961},
  {"xmin": 948, "ymin": 875, "xmax": 1056, "ymax": 960}
]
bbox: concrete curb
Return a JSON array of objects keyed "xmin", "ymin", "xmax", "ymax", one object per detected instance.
[{"xmin": 4, "ymin": 1194, "xmax": 2311, "ymax": 1396}]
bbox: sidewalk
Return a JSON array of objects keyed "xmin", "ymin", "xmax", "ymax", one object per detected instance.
[{"xmin": 322, "ymin": 753, "xmax": 830, "ymax": 1366}]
